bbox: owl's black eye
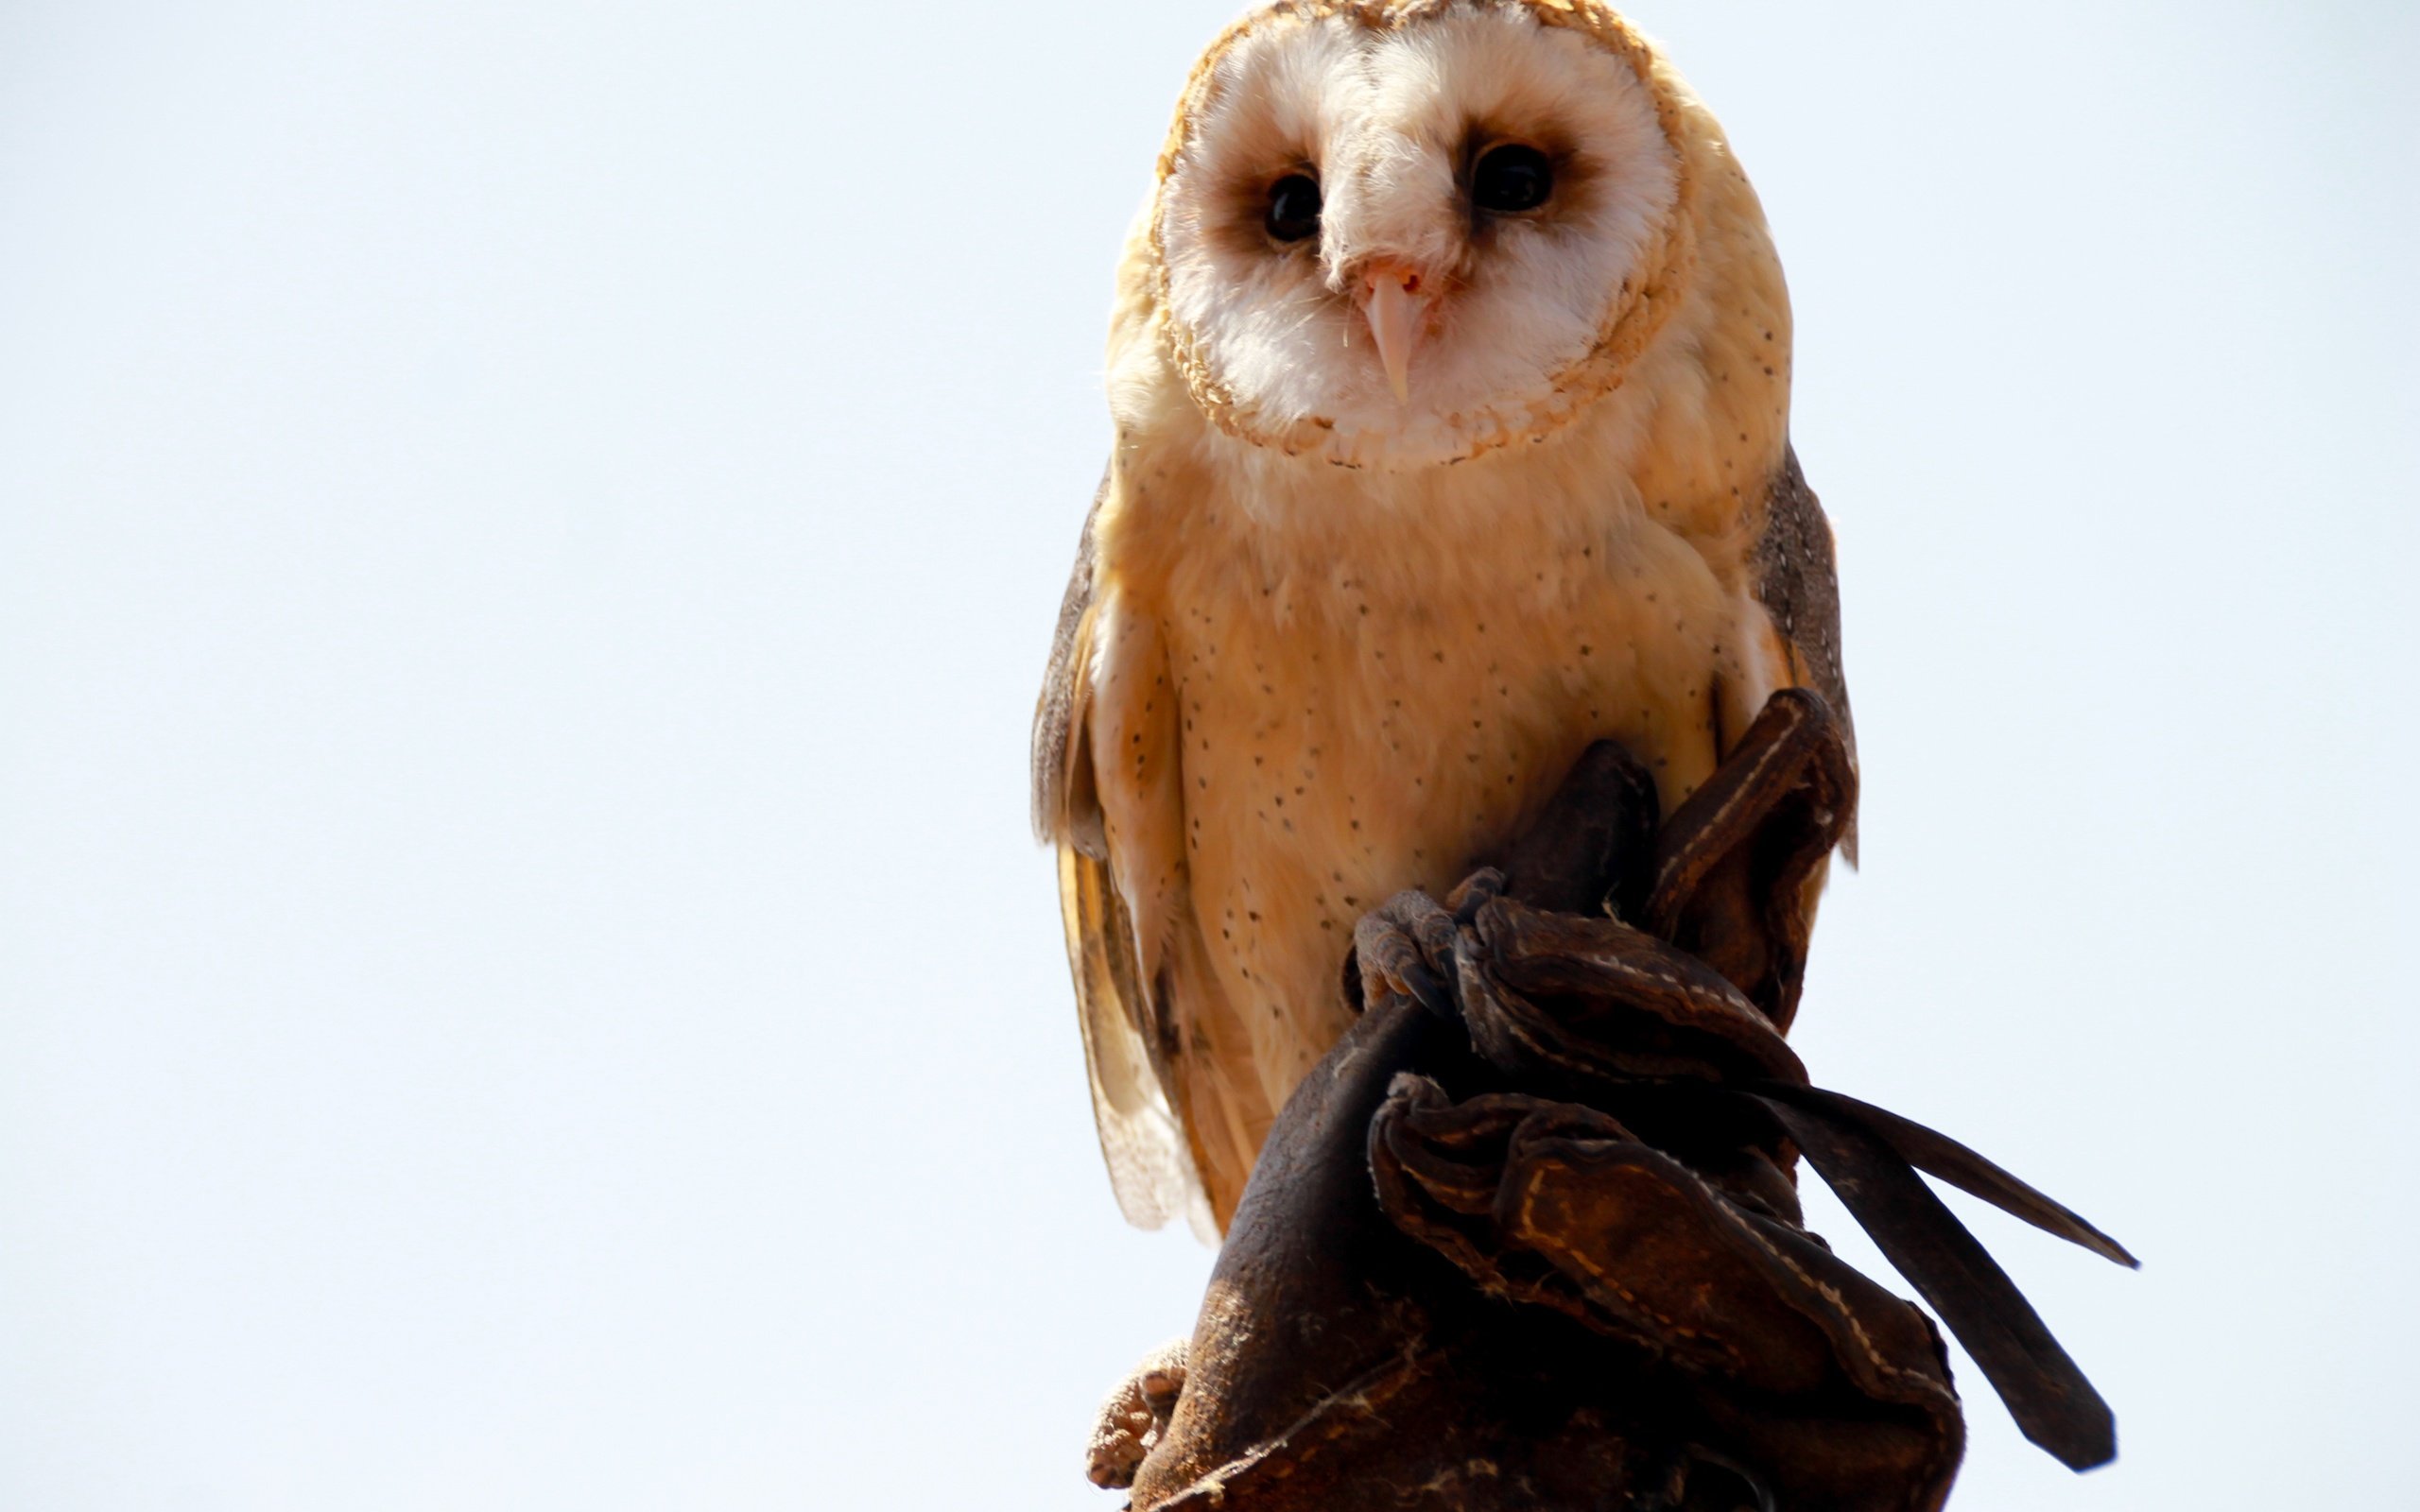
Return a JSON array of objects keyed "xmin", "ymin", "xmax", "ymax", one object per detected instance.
[
  {"xmin": 1264, "ymin": 174, "xmax": 1322, "ymax": 243},
  {"xmin": 1472, "ymin": 144, "xmax": 1553, "ymax": 214}
]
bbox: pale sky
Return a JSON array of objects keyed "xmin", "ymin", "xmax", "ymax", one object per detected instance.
[{"xmin": 2, "ymin": 2, "xmax": 2413, "ymax": 1508}]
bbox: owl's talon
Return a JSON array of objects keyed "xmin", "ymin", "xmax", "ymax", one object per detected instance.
[{"xmin": 1396, "ymin": 957, "xmax": 1460, "ymax": 1022}]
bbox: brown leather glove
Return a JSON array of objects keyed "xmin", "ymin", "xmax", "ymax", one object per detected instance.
[{"xmin": 1099, "ymin": 692, "xmax": 2132, "ymax": 1511}]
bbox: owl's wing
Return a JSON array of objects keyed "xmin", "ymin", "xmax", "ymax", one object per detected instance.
[
  {"xmin": 1033, "ymin": 481, "xmax": 1215, "ymax": 1237},
  {"xmin": 1754, "ymin": 443, "xmax": 1859, "ymax": 859},
  {"xmin": 1031, "ymin": 476, "xmax": 1105, "ymax": 852}
]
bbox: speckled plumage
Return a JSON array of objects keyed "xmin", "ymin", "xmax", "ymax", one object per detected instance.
[{"xmin": 1035, "ymin": 0, "xmax": 1853, "ymax": 1236}]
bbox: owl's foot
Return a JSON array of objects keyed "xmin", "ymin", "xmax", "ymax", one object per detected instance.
[
  {"xmin": 1351, "ymin": 888, "xmax": 1465, "ymax": 1021},
  {"xmin": 1086, "ymin": 1337, "xmax": 1189, "ymax": 1490}
]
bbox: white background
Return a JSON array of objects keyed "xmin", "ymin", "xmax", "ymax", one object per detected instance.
[{"xmin": 3, "ymin": 1, "xmax": 2412, "ymax": 1506}]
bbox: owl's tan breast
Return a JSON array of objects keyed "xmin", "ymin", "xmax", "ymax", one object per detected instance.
[{"xmin": 1138, "ymin": 453, "xmax": 1784, "ymax": 1125}]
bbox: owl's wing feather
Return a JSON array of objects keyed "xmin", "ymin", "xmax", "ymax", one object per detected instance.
[
  {"xmin": 1754, "ymin": 443, "xmax": 1858, "ymax": 859},
  {"xmin": 1058, "ymin": 844, "xmax": 1212, "ymax": 1234},
  {"xmin": 1032, "ymin": 474, "xmax": 1106, "ymax": 853},
  {"xmin": 1035, "ymin": 479, "xmax": 1215, "ymax": 1236}
]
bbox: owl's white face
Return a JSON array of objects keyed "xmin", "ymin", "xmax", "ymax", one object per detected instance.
[{"xmin": 1154, "ymin": 1, "xmax": 1683, "ymax": 469}]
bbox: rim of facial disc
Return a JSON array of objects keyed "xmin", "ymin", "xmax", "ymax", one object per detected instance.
[{"xmin": 1147, "ymin": 0, "xmax": 1702, "ymax": 467}]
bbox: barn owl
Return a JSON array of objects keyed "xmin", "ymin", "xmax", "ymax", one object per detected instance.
[{"xmin": 1034, "ymin": 0, "xmax": 1853, "ymax": 1238}]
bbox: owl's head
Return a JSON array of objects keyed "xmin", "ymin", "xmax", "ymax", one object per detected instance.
[{"xmin": 1141, "ymin": 0, "xmax": 1711, "ymax": 471}]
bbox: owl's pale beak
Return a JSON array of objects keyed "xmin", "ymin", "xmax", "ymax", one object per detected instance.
[{"xmin": 1359, "ymin": 262, "xmax": 1430, "ymax": 404}]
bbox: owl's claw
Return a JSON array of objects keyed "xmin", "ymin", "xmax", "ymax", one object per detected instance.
[
  {"xmin": 1087, "ymin": 1338, "xmax": 1190, "ymax": 1490},
  {"xmin": 1397, "ymin": 960, "xmax": 1458, "ymax": 1021}
]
